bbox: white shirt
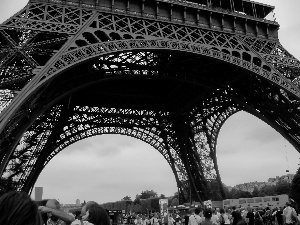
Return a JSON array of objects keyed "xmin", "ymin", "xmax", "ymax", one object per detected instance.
[
  {"xmin": 211, "ymin": 214, "xmax": 219, "ymax": 225},
  {"xmin": 283, "ymin": 206, "xmax": 297, "ymax": 224},
  {"xmin": 188, "ymin": 214, "xmax": 202, "ymax": 225}
]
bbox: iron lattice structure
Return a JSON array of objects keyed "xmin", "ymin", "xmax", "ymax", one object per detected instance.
[{"xmin": 1, "ymin": 0, "xmax": 300, "ymax": 202}]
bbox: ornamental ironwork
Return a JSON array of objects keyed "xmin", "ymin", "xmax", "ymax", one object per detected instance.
[{"xmin": 1, "ymin": 0, "xmax": 300, "ymax": 203}]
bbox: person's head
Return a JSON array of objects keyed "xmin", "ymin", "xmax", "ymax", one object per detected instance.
[
  {"xmin": 81, "ymin": 201, "xmax": 98, "ymax": 217},
  {"xmin": 46, "ymin": 199, "xmax": 61, "ymax": 222},
  {"xmin": 204, "ymin": 208, "xmax": 212, "ymax": 219},
  {"xmin": 232, "ymin": 206, "xmax": 236, "ymax": 210},
  {"xmin": 220, "ymin": 208, "xmax": 225, "ymax": 214},
  {"xmin": 189, "ymin": 208, "xmax": 195, "ymax": 214},
  {"xmin": 195, "ymin": 208, "xmax": 201, "ymax": 215},
  {"xmin": 87, "ymin": 205, "xmax": 110, "ymax": 225},
  {"xmin": 255, "ymin": 212, "xmax": 260, "ymax": 219},
  {"xmin": 0, "ymin": 191, "xmax": 42, "ymax": 225}
]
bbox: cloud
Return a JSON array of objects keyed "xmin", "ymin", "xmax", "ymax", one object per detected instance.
[{"xmin": 245, "ymin": 127, "xmax": 280, "ymax": 145}]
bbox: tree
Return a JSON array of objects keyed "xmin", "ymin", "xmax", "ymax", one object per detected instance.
[
  {"xmin": 229, "ymin": 188, "xmax": 241, "ymax": 199},
  {"xmin": 290, "ymin": 167, "xmax": 300, "ymax": 211},
  {"xmin": 134, "ymin": 195, "xmax": 141, "ymax": 205},
  {"xmin": 258, "ymin": 185, "xmax": 275, "ymax": 197},
  {"xmin": 252, "ymin": 187, "xmax": 259, "ymax": 197},
  {"xmin": 140, "ymin": 199, "xmax": 152, "ymax": 215},
  {"xmin": 239, "ymin": 190, "xmax": 252, "ymax": 198},
  {"xmin": 140, "ymin": 190, "xmax": 158, "ymax": 199},
  {"xmin": 150, "ymin": 198, "xmax": 160, "ymax": 212},
  {"xmin": 160, "ymin": 194, "xmax": 166, "ymax": 199},
  {"xmin": 171, "ymin": 198, "xmax": 179, "ymax": 206},
  {"xmin": 275, "ymin": 180, "xmax": 290, "ymax": 195},
  {"xmin": 122, "ymin": 196, "xmax": 132, "ymax": 201}
]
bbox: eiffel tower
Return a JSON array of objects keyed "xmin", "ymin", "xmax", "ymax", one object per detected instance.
[{"xmin": 1, "ymin": 0, "xmax": 300, "ymax": 203}]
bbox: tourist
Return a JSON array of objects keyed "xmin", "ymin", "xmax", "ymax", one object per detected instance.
[
  {"xmin": 282, "ymin": 202, "xmax": 298, "ymax": 225},
  {"xmin": 272, "ymin": 208, "xmax": 282, "ymax": 225},
  {"xmin": 185, "ymin": 210, "xmax": 192, "ymax": 225},
  {"xmin": 135, "ymin": 215, "xmax": 143, "ymax": 225},
  {"xmin": 211, "ymin": 209, "xmax": 219, "ymax": 225},
  {"xmin": 142, "ymin": 214, "xmax": 151, "ymax": 225},
  {"xmin": 254, "ymin": 212, "xmax": 263, "ymax": 225},
  {"xmin": 168, "ymin": 214, "xmax": 175, "ymax": 225},
  {"xmin": 219, "ymin": 208, "xmax": 230, "ymax": 225},
  {"xmin": 236, "ymin": 212, "xmax": 246, "ymax": 225},
  {"xmin": 245, "ymin": 207, "xmax": 255, "ymax": 225},
  {"xmin": 39, "ymin": 199, "xmax": 75, "ymax": 225},
  {"xmin": 150, "ymin": 213, "xmax": 160, "ymax": 225},
  {"xmin": 188, "ymin": 208, "xmax": 202, "ymax": 225},
  {"xmin": 201, "ymin": 208, "xmax": 213, "ymax": 225},
  {"xmin": 72, "ymin": 201, "xmax": 110, "ymax": 225},
  {"xmin": 0, "ymin": 191, "xmax": 42, "ymax": 225},
  {"xmin": 231, "ymin": 206, "xmax": 239, "ymax": 225}
]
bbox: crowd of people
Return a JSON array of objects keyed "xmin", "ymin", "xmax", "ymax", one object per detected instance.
[
  {"xmin": 0, "ymin": 190, "xmax": 299, "ymax": 225},
  {"xmin": 123, "ymin": 204, "xmax": 300, "ymax": 225},
  {"xmin": 0, "ymin": 191, "xmax": 111, "ymax": 225}
]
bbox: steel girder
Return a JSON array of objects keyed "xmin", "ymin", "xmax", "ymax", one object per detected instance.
[{"xmin": 1, "ymin": 0, "xmax": 300, "ymax": 203}]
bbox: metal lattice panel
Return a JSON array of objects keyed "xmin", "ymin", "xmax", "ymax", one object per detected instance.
[{"xmin": 1, "ymin": 0, "xmax": 300, "ymax": 203}]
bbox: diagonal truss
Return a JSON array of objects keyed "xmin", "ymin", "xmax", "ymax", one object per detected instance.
[{"xmin": 1, "ymin": 0, "xmax": 300, "ymax": 203}]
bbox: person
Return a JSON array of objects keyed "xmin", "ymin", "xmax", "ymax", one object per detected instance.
[
  {"xmin": 135, "ymin": 215, "xmax": 143, "ymax": 225},
  {"xmin": 211, "ymin": 209, "xmax": 219, "ymax": 225},
  {"xmin": 168, "ymin": 214, "xmax": 175, "ymax": 225},
  {"xmin": 143, "ymin": 214, "xmax": 150, "ymax": 225},
  {"xmin": 231, "ymin": 207, "xmax": 239, "ymax": 225},
  {"xmin": 175, "ymin": 214, "xmax": 181, "ymax": 225},
  {"xmin": 274, "ymin": 208, "xmax": 283, "ymax": 225},
  {"xmin": 201, "ymin": 208, "xmax": 213, "ymax": 225},
  {"xmin": 254, "ymin": 213, "xmax": 263, "ymax": 225},
  {"xmin": 85, "ymin": 204, "xmax": 110, "ymax": 225},
  {"xmin": 151, "ymin": 213, "xmax": 160, "ymax": 225},
  {"xmin": 246, "ymin": 208, "xmax": 255, "ymax": 225},
  {"xmin": 185, "ymin": 211, "xmax": 191, "ymax": 225},
  {"xmin": 236, "ymin": 211, "xmax": 246, "ymax": 225},
  {"xmin": 283, "ymin": 202, "xmax": 298, "ymax": 225},
  {"xmin": 72, "ymin": 201, "xmax": 110, "ymax": 225},
  {"xmin": 219, "ymin": 208, "xmax": 230, "ymax": 225},
  {"xmin": 39, "ymin": 199, "xmax": 75, "ymax": 225},
  {"xmin": 265, "ymin": 208, "xmax": 273, "ymax": 225},
  {"xmin": 188, "ymin": 208, "xmax": 202, "ymax": 225},
  {"xmin": 0, "ymin": 191, "xmax": 42, "ymax": 225}
]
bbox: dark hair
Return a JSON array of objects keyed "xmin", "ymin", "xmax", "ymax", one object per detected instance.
[
  {"xmin": 85, "ymin": 201, "xmax": 99, "ymax": 211},
  {"xmin": 195, "ymin": 208, "xmax": 201, "ymax": 215},
  {"xmin": 204, "ymin": 208, "xmax": 212, "ymax": 219},
  {"xmin": 0, "ymin": 191, "xmax": 42, "ymax": 225},
  {"xmin": 220, "ymin": 208, "xmax": 225, "ymax": 214},
  {"xmin": 88, "ymin": 205, "xmax": 110, "ymax": 225},
  {"xmin": 255, "ymin": 213, "xmax": 260, "ymax": 219}
]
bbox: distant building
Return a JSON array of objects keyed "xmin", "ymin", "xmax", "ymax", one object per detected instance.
[
  {"xmin": 76, "ymin": 199, "xmax": 80, "ymax": 206},
  {"xmin": 228, "ymin": 174, "xmax": 294, "ymax": 193},
  {"xmin": 35, "ymin": 187, "xmax": 43, "ymax": 201}
]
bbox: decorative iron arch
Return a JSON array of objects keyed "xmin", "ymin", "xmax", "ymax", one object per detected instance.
[{"xmin": 2, "ymin": 0, "xmax": 300, "ymax": 204}]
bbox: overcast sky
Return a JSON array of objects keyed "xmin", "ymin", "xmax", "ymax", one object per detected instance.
[{"xmin": 1, "ymin": 0, "xmax": 300, "ymax": 205}]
